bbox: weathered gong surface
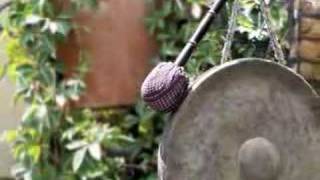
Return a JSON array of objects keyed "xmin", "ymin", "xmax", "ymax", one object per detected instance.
[{"xmin": 159, "ymin": 58, "xmax": 320, "ymax": 180}]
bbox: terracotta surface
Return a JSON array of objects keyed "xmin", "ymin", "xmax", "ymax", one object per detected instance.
[
  {"xmin": 298, "ymin": 40, "xmax": 320, "ymax": 62},
  {"xmin": 290, "ymin": 0, "xmax": 320, "ymax": 80},
  {"xmin": 293, "ymin": 62, "xmax": 320, "ymax": 80},
  {"xmin": 301, "ymin": 0, "xmax": 320, "ymax": 13},
  {"xmin": 58, "ymin": 0, "xmax": 156, "ymax": 107},
  {"xmin": 300, "ymin": 18, "xmax": 320, "ymax": 38}
]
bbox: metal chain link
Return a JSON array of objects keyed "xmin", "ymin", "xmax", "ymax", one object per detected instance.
[
  {"xmin": 220, "ymin": 0, "xmax": 286, "ymax": 65},
  {"xmin": 259, "ymin": 0, "xmax": 286, "ymax": 64},
  {"xmin": 221, "ymin": 0, "xmax": 240, "ymax": 64}
]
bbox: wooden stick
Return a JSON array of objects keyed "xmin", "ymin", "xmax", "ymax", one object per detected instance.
[{"xmin": 174, "ymin": 0, "xmax": 227, "ymax": 66}]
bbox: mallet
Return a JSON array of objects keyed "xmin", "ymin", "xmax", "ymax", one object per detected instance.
[{"xmin": 141, "ymin": 0, "xmax": 227, "ymax": 112}]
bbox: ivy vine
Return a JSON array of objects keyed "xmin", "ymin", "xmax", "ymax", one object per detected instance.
[{"xmin": 1, "ymin": 0, "xmax": 129, "ymax": 179}]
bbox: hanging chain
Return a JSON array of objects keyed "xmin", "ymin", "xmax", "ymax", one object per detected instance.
[
  {"xmin": 220, "ymin": 0, "xmax": 286, "ymax": 65},
  {"xmin": 221, "ymin": 0, "xmax": 240, "ymax": 64},
  {"xmin": 259, "ymin": 0, "xmax": 286, "ymax": 64}
]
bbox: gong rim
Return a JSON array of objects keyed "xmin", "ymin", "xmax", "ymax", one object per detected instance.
[{"xmin": 159, "ymin": 58, "xmax": 319, "ymax": 180}]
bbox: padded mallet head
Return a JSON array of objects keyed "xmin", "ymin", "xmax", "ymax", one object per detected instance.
[
  {"xmin": 141, "ymin": 62, "xmax": 189, "ymax": 112},
  {"xmin": 141, "ymin": 0, "xmax": 227, "ymax": 112}
]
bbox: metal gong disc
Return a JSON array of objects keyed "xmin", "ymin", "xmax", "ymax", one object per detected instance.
[{"xmin": 158, "ymin": 58, "xmax": 320, "ymax": 180}]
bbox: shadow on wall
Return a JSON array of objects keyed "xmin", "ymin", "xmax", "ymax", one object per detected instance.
[{"xmin": 0, "ymin": 39, "xmax": 24, "ymax": 178}]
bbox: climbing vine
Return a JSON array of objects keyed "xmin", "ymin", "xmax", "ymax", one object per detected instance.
[
  {"xmin": 0, "ymin": 0, "xmax": 288, "ymax": 179},
  {"xmin": 1, "ymin": 0, "xmax": 132, "ymax": 179}
]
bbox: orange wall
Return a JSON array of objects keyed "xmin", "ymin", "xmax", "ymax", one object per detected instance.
[{"xmin": 58, "ymin": 0, "xmax": 157, "ymax": 108}]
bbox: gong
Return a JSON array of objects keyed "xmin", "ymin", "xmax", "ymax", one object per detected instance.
[{"xmin": 159, "ymin": 58, "xmax": 320, "ymax": 180}]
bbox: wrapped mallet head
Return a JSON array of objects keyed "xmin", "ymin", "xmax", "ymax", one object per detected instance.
[
  {"xmin": 141, "ymin": 62, "xmax": 189, "ymax": 112},
  {"xmin": 141, "ymin": 0, "xmax": 227, "ymax": 112}
]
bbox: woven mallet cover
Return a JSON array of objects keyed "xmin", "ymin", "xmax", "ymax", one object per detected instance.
[{"xmin": 141, "ymin": 62, "xmax": 189, "ymax": 112}]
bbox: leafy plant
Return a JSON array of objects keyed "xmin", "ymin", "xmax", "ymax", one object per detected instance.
[
  {"xmin": 146, "ymin": 0, "xmax": 288, "ymax": 75},
  {"xmin": 1, "ymin": 0, "xmax": 131, "ymax": 179}
]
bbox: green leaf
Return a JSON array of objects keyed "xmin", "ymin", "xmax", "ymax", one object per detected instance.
[
  {"xmin": 57, "ymin": 21, "xmax": 72, "ymax": 36},
  {"xmin": 66, "ymin": 140, "xmax": 88, "ymax": 150},
  {"xmin": 88, "ymin": 143, "xmax": 102, "ymax": 161},
  {"xmin": 39, "ymin": 0, "xmax": 46, "ymax": 10},
  {"xmin": 11, "ymin": 163, "xmax": 28, "ymax": 178},
  {"xmin": 2, "ymin": 130, "xmax": 18, "ymax": 142},
  {"xmin": 23, "ymin": 171, "xmax": 32, "ymax": 180},
  {"xmin": 49, "ymin": 22, "xmax": 58, "ymax": 34},
  {"xmin": 0, "ymin": 63, "xmax": 7, "ymax": 81},
  {"xmin": 22, "ymin": 105, "xmax": 37, "ymax": 123},
  {"xmin": 28, "ymin": 144, "xmax": 41, "ymax": 163},
  {"xmin": 36, "ymin": 105, "xmax": 48, "ymax": 119},
  {"xmin": 72, "ymin": 147, "xmax": 87, "ymax": 172},
  {"xmin": 24, "ymin": 15, "xmax": 43, "ymax": 26}
]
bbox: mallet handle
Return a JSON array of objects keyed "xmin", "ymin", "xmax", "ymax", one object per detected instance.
[{"xmin": 174, "ymin": 0, "xmax": 227, "ymax": 66}]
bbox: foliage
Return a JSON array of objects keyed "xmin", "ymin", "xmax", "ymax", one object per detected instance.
[
  {"xmin": 146, "ymin": 0, "xmax": 288, "ymax": 75},
  {"xmin": 1, "ymin": 0, "xmax": 288, "ymax": 179},
  {"xmin": 1, "ymin": 0, "xmax": 131, "ymax": 179}
]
